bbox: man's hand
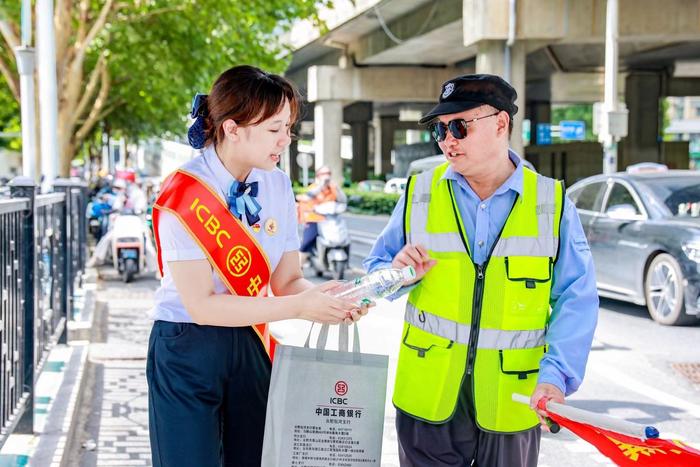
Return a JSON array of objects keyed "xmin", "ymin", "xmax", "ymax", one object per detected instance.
[
  {"xmin": 391, "ymin": 243, "xmax": 437, "ymax": 285},
  {"xmin": 530, "ymin": 383, "xmax": 565, "ymax": 432}
]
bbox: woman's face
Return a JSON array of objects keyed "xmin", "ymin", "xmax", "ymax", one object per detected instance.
[{"xmin": 233, "ymin": 99, "xmax": 293, "ymax": 172}]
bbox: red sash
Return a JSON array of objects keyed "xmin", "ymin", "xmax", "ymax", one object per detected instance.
[{"xmin": 152, "ymin": 169, "xmax": 277, "ymax": 360}]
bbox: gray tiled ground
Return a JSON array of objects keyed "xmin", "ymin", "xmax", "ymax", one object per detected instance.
[{"xmin": 74, "ymin": 272, "xmax": 156, "ymax": 466}]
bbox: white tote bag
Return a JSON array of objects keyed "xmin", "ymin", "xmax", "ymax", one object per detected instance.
[{"xmin": 262, "ymin": 323, "xmax": 388, "ymax": 467}]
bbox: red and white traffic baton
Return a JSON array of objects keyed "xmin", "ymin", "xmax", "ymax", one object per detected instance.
[{"xmin": 512, "ymin": 393, "xmax": 659, "ymax": 440}]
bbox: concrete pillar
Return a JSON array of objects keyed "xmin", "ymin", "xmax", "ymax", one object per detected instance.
[
  {"xmin": 350, "ymin": 122, "xmax": 369, "ymax": 182},
  {"xmin": 623, "ymin": 72, "xmax": 662, "ymax": 166},
  {"xmin": 288, "ymin": 139, "xmax": 299, "ymax": 183},
  {"xmin": 343, "ymin": 101, "xmax": 372, "ymax": 182},
  {"xmin": 526, "ymin": 100, "xmax": 551, "ymax": 147},
  {"xmin": 476, "ymin": 40, "xmax": 526, "ymax": 156},
  {"xmin": 374, "ymin": 116, "xmax": 398, "ymax": 177},
  {"xmin": 313, "ymin": 100, "xmax": 343, "ymax": 186}
]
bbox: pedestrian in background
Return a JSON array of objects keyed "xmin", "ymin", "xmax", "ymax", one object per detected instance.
[
  {"xmin": 364, "ymin": 74, "xmax": 598, "ymax": 466},
  {"xmin": 147, "ymin": 65, "xmax": 369, "ymax": 467},
  {"xmin": 296, "ymin": 165, "xmax": 347, "ymax": 266}
]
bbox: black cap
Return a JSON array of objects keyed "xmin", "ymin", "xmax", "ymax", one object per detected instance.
[{"xmin": 419, "ymin": 74, "xmax": 518, "ymax": 124}]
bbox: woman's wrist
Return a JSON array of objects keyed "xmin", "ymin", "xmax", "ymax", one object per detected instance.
[{"xmin": 280, "ymin": 294, "xmax": 302, "ymax": 320}]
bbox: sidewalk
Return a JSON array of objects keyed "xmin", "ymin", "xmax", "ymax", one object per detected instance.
[
  {"xmin": 0, "ymin": 259, "xmax": 411, "ymax": 466},
  {"xmin": 51, "ymin": 268, "xmax": 405, "ymax": 466},
  {"xmin": 65, "ymin": 269, "xmax": 155, "ymax": 466}
]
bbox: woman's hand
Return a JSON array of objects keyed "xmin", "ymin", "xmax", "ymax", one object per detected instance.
[
  {"xmin": 344, "ymin": 299, "xmax": 375, "ymax": 325},
  {"xmin": 295, "ymin": 281, "xmax": 359, "ymax": 324}
]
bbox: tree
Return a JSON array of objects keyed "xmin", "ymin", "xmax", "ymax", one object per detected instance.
[{"xmin": 0, "ymin": 0, "xmax": 329, "ymax": 176}]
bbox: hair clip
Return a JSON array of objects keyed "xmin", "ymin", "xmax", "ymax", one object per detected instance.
[{"xmin": 190, "ymin": 93, "xmax": 209, "ymax": 119}]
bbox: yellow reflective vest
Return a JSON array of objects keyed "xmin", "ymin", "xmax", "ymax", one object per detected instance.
[{"xmin": 393, "ymin": 162, "xmax": 563, "ymax": 433}]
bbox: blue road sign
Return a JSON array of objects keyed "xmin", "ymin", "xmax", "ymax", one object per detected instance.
[
  {"xmin": 536, "ymin": 123, "xmax": 551, "ymax": 145},
  {"xmin": 560, "ymin": 120, "xmax": 586, "ymax": 141}
]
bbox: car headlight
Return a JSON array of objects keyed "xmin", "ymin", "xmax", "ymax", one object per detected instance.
[{"xmin": 682, "ymin": 242, "xmax": 700, "ymax": 262}]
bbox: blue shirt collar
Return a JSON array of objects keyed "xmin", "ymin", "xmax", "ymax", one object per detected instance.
[
  {"xmin": 203, "ymin": 145, "xmax": 261, "ymax": 197},
  {"xmin": 438, "ymin": 149, "xmax": 524, "ymax": 197}
]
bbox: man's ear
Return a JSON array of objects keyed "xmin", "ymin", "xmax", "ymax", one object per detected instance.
[
  {"xmin": 496, "ymin": 111, "xmax": 510, "ymax": 137},
  {"xmin": 222, "ymin": 119, "xmax": 240, "ymax": 142}
]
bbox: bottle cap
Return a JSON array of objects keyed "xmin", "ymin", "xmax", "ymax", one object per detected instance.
[
  {"xmin": 645, "ymin": 426, "xmax": 659, "ymax": 439},
  {"xmin": 401, "ymin": 266, "xmax": 416, "ymax": 281}
]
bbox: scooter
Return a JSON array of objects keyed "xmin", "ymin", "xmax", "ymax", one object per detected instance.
[
  {"xmin": 111, "ymin": 211, "xmax": 147, "ymax": 283},
  {"xmin": 86, "ymin": 198, "xmax": 112, "ymax": 242},
  {"xmin": 307, "ymin": 201, "xmax": 351, "ymax": 280}
]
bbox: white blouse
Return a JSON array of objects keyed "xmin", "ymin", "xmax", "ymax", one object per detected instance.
[{"xmin": 151, "ymin": 145, "xmax": 300, "ymax": 322}]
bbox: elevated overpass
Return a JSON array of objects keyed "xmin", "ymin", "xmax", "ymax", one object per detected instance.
[{"xmin": 285, "ymin": 0, "xmax": 700, "ymax": 184}]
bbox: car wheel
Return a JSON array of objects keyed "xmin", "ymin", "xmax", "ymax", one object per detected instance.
[{"xmin": 644, "ymin": 253, "xmax": 693, "ymax": 325}]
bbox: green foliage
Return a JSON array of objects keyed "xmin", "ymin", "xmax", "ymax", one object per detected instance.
[
  {"xmin": 293, "ymin": 185, "xmax": 400, "ymax": 215},
  {"xmin": 551, "ymin": 104, "xmax": 595, "ymax": 142},
  {"xmin": 660, "ymin": 98, "xmax": 673, "ymax": 141},
  {"xmin": 100, "ymin": 0, "xmax": 329, "ymax": 141},
  {"xmin": 0, "ymin": 0, "xmax": 330, "ymax": 148},
  {"xmin": 0, "ymin": 88, "xmax": 19, "ymax": 150},
  {"xmin": 345, "ymin": 188, "xmax": 400, "ymax": 215}
]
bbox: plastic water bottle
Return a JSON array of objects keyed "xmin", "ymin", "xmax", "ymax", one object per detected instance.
[{"xmin": 330, "ymin": 266, "xmax": 416, "ymax": 306}]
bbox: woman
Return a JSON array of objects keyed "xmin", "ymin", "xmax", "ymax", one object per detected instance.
[{"xmin": 147, "ymin": 65, "xmax": 366, "ymax": 466}]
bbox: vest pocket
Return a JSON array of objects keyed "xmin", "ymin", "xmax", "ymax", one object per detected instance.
[
  {"xmin": 473, "ymin": 347, "xmax": 543, "ymax": 431},
  {"xmin": 394, "ymin": 323, "xmax": 467, "ymax": 422},
  {"xmin": 498, "ymin": 348, "xmax": 543, "ymax": 380},
  {"xmin": 503, "ymin": 256, "xmax": 552, "ymax": 327},
  {"xmin": 402, "ymin": 323, "xmax": 453, "ymax": 357},
  {"xmin": 504, "ymin": 256, "xmax": 552, "ymax": 285}
]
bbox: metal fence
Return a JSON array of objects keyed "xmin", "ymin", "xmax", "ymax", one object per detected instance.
[{"xmin": 0, "ymin": 177, "xmax": 88, "ymax": 449}]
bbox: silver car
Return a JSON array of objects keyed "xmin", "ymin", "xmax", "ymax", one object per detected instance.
[{"xmin": 568, "ymin": 167, "xmax": 700, "ymax": 325}]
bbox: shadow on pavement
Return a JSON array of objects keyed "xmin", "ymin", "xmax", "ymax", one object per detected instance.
[
  {"xmin": 568, "ymin": 399, "xmax": 689, "ymax": 426},
  {"xmin": 600, "ymin": 297, "xmax": 700, "ymax": 327}
]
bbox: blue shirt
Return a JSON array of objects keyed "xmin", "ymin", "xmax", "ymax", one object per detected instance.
[{"xmin": 363, "ymin": 152, "xmax": 599, "ymax": 396}]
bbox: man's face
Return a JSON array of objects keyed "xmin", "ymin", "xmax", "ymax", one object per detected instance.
[
  {"xmin": 317, "ymin": 170, "xmax": 331, "ymax": 184},
  {"xmin": 434, "ymin": 105, "xmax": 509, "ymax": 178}
]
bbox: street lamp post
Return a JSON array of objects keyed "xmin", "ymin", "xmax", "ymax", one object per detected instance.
[
  {"xmin": 36, "ymin": 0, "xmax": 59, "ymax": 191},
  {"xmin": 15, "ymin": 0, "xmax": 37, "ymax": 181},
  {"xmin": 601, "ymin": 0, "xmax": 628, "ymax": 174},
  {"xmin": 15, "ymin": 47, "xmax": 36, "ymax": 181}
]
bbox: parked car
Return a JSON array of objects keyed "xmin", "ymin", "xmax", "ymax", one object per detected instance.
[
  {"xmin": 406, "ymin": 153, "xmax": 536, "ymax": 178},
  {"xmin": 567, "ymin": 165, "xmax": 700, "ymax": 325},
  {"xmin": 406, "ymin": 155, "xmax": 446, "ymax": 177},
  {"xmin": 357, "ymin": 180, "xmax": 386, "ymax": 192},
  {"xmin": 384, "ymin": 177, "xmax": 407, "ymax": 194}
]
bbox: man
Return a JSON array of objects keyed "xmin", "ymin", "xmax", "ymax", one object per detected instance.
[
  {"xmin": 364, "ymin": 74, "xmax": 598, "ymax": 466},
  {"xmin": 297, "ymin": 166, "xmax": 347, "ymax": 265}
]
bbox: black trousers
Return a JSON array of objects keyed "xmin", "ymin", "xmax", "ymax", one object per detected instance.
[
  {"xmin": 396, "ymin": 377, "xmax": 541, "ymax": 467},
  {"xmin": 146, "ymin": 321, "xmax": 271, "ymax": 467}
]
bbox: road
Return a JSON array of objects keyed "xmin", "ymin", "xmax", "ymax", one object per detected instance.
[
  {"xmin": 286, "ymin": 212, "xmax": 700, "ymax": 466},
  {"xmin": 69, "ymin": 212, "xmax": 700, "ymax": 466}
]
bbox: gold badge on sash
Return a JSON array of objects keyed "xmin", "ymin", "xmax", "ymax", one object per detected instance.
[
  {"xmin": 264, "ymin": 218, "xmax": 277, "ymax": 236},
  {"xmin": 252, "ymin": 223, "xmax": 261, "ymax": 233}
]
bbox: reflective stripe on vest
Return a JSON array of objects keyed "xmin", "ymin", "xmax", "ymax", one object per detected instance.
[
  {"xmin": 492, "ymin": 176, "xmax": 557, "ymax": 257},
  {"xmin": 405, "ymin": 302, "xmax": 545, "ymax": 349},
  {"xmin": 409, "ymin": 169, "xmax": 559, "ymax": 258},
  {"xmin": 393, "ymin": 163, "xmax": 561, "ymax": 430}
]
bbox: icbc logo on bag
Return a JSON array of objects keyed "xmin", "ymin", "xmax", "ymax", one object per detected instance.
[{"xmin": 335, "ymin": 381, "xmax": 348, "ymax": 396}]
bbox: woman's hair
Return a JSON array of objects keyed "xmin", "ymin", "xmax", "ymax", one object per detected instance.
[{"xmin": 201, "ymin": 65, "xmax": 301, "ymax": 148}]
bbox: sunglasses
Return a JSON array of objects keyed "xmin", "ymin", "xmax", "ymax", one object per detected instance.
[{"xmin": 429, "ymin": 112, "xmax": 501, "ymax": 142}]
